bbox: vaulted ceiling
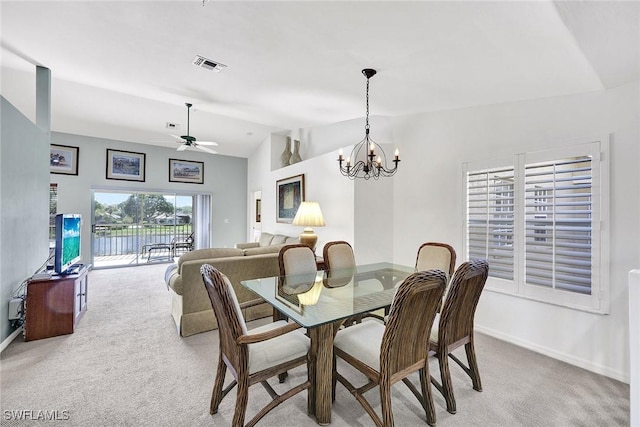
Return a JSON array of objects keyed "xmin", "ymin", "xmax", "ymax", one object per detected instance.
[{"xmin": 2, "ymin": 1, "xmax": 638, "ymax": 158}]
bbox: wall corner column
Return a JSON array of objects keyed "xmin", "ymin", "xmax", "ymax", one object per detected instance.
[{"xmin": 36, "ymin": 66, "xmax": 51, "ymax": 136}]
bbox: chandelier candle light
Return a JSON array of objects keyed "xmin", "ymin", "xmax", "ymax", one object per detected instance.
[
  {"xmin": 292, "ymin": 201, "xmax": 325, "ymax": 251},
  {"xmin": 338, "ymin": 68, "xmax": 400, "ymax": 180}
]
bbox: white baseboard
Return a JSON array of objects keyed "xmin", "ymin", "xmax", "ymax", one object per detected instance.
[
  {"xmin": 0, "ymin": 327, "xmax": 23, "ymax": 353},
  {"xmin": 475, "ymin": 325, "xmax": 629, "ymax": 384}
]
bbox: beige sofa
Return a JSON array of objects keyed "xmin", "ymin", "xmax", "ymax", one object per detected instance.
[
  {"xmin": 236, "ymin": 232, "xmax": 299, "ymax": 250},
  {"xmin": 166, "ymin": 233, "xmax": 298, "ymax": 337}
]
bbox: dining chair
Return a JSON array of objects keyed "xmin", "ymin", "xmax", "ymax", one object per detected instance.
[
  {"xmin": 277, "ymin": 244, "xmax": 319, "ymax": 319},
  {"xmin": 415, "ymin": 242, "xmax": 456, "ymax": 310},
  {"xmin": 323, "ymin": 240, "xmax": 355, "ymax": 271},
  {"xmin": 332, "ymin": 269, "xmax": 447, "ymax": 427},
  {"xmin": 279, "ymin": 243, "xmax": 318, "ymax": 276},
  {"xmin": 323, "ymin": 240, "xmax": 385, "ymax": 325},
  {"xmin": 429, "ymin": 258, "xmax": 489, "ymax": 415},
  {"xmin": 322, "ymin": 240, "xmax": 356, "ymax": 290},
  {"xmin": 200, "ymin": 264, "xmax": 311, "ymax": 427}
]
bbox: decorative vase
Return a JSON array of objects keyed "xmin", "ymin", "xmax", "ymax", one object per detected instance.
[
  {"xmin": 280, "ymin": 137, "xmax": 292, "ymax": 167},
  {"xmin": 290, "ymin": 139, "xmax": 302, "ymax": 164}
]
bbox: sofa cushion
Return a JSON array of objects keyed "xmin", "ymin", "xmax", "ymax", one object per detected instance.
[
  {"xmin": 285, "ymin": 236, "xmax": 299, "ymax": 244},
  {"xmin": 243, "ymin": 245, "xmax": 284, "ymax": 256},
  {"xmin": 258, "ymin": 232, "xmax": 274, "ymax": 246},
  {"xmin": 168, "ymin": 243, "xmax": 285, "ymax": 336},
  {"xmin": 236, "ymin": 242, "xmax": 260, "ymax": 250},
  {"xmin": 178, "ymin": 248, "xmax": 244, "ymax": 269},
  {"xmin": 271, "ymin": 234, "xmax": 288, "ymax": 245}
]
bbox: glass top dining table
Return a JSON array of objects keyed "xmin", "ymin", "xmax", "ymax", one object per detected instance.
[{"xmin": 241, "ymin": 262, "xmax": 417, "ymax": 425}]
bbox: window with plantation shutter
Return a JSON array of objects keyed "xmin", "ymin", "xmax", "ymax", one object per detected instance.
[
  {"xmin": 467, "ymin": 167, "xmax": 515, "ymax": 280},
  {"xmin": 463, "ymin": 139, "xmax": 609, "ymax": 313},
  {"xmin": 524, "ymin": 156, "xmax": 593, "ymax": 294}
]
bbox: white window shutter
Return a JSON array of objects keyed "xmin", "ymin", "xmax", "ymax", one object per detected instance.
[
  {"xmin": 467, "ymin": 167, "xmax": 515, "ymax": 280},
  {"xmin": 463, "ymin": 138, "xmax": 608, "ymax": 313},
  {"xmin": 524, "ymin": 156, "xmax": 593, "ymax": 294}
]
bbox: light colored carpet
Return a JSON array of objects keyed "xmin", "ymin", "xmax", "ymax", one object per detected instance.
[{"xmin": 0, "ymin": 263, "xmax": 629, "ymax": 426}]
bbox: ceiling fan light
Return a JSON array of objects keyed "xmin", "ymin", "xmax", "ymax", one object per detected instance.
[{"xmin": 171, "ymin": 103, "xmax": 219, "ymax": 155}]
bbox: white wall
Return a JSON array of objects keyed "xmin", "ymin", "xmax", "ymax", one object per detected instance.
[
  {"xmin": 287, "ymin": 115, "xmax": 395, "ymax": 161},
  {"xmin": 248, "ymin": 115, "xmax": 398, "ymax": 259},
  {"xmin": 0, "ymin": 97, "xmax": 50, "ymax": 342},
  {"xmin": 391, "ymin": 81, "xmax": 639, "ymax": 382},
  {"xmin": 249, "ymin": 81, "xmax": 638, "ymax": 382},
  {"xmin": 51, "ymin": 132, "xmax": 249, "ymax": 262},
  {"xmin": 354, "ymin": 166, "xmax": 394, "ymax": 264},
  {"xmin": 248, "ymin": 134, "xmax": 356, "ymax": 257}
]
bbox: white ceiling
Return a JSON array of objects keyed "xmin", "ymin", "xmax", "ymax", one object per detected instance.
[{"xmin": 1, "ymin": 1, "xmax": 638, "ymax": 158}]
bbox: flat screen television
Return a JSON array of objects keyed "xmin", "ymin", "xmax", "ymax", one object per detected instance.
[{"xmin": 54, "ymin": 213, "xmax": 82, "ymax": 275}]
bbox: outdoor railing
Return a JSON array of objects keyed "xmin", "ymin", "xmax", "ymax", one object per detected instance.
[{"xmin": 92, "ymin": 223, "xmax": 192, "ymax": 257}]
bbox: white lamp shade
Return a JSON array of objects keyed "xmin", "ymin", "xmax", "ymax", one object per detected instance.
[{"xmin": 292, "ymin": 201, "xmax": 325, "ymax": 227}]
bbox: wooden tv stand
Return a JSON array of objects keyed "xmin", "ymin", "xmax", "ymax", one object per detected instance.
[{"xmin": 24, "ymin": 264, "xmax": 90, "ymax": 341}]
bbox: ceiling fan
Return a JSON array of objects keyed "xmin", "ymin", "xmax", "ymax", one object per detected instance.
[{"xmin": 169, "ymin": 103, "xmax": 218, "ymax": 154}]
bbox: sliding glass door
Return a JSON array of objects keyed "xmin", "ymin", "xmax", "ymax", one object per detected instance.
[{"xmin": 91, "ymin": 190, "xmax": 199, "ymax": 268}]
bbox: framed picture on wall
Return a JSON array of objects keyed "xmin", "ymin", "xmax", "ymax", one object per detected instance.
[
  {"xmin": 169, "ymin": 159, "xmax": 204, "ymax": 184},
  {"xmin": 50, "ymin": 144, "xmax": 79, "ymax": 175},
  {"xmin": 276, "ymin": 174, "xmax": 305, "ymax": 223},
  {"xmin": 106, "ymin": 149, "xmax": 146, "ymax": 182}
]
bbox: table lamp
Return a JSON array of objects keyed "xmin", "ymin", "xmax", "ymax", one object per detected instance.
[{"xmin": 292, "ymin": 201, "xmax": 325, "ymax": 251}]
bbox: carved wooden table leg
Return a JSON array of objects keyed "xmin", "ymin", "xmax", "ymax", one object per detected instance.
[{"xmin": 310, "ymin": 323, "xmax": 333, "ymax": 425}]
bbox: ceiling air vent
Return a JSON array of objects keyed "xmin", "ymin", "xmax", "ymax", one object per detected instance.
[{"xmin": 192, "ymin": 55, "xmax": 227, "ymax": 72}]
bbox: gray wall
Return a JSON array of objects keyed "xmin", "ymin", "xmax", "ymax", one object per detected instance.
[
  {"xmin": 1, "ymin": 96, "xmax": 50, "ymax": 342},
  {"xmin": 0, "ymin": 95, "xmax": 248, "ymax": 343},
  {"xmin": 51, "ymin": 132, "xmax": 248, "ymax": 264}
]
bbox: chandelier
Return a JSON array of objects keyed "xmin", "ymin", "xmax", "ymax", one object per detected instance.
[{"xmin": 338, "ymin": 68, "xmax": 400, "ymax": 180}]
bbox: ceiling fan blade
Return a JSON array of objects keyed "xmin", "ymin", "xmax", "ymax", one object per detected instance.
[
  {"xmin": 196, "ymin": 145, "xmax": 218, "ymax": 155},
  {"xmin": 164, "ymin": 104, "xmax": 216, "ymax": 154}
]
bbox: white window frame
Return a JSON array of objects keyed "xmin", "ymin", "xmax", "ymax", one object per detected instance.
[{"xmin": 462, "ymin": 137, "xmax": 610, "ymax": 314}]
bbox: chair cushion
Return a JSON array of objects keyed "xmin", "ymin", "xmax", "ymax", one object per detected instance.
[
  {"xmin": 416, "ymin": 246, "xmax": 452, "ymax": 281},
  {"xmin": 326, "ymin": 244, "xmax": 355, "ymax": 270},
  {"xmin": 283, "ymin": 247, "xmax": 317, "ymax": 276},
  {"xmin": 430, "ymin": 313, "xmax": 441, "ymax": 343},
  {"xmin": 333, "ymin": 320, "xmax": 384, "ymax": 372},
  {"xmin": 247, "ymin": 320, "xmax": 310, "ymax": 374},
  {"xmin": 221, "ymin": 273, "xmax": 248, "ymax": 335}
]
